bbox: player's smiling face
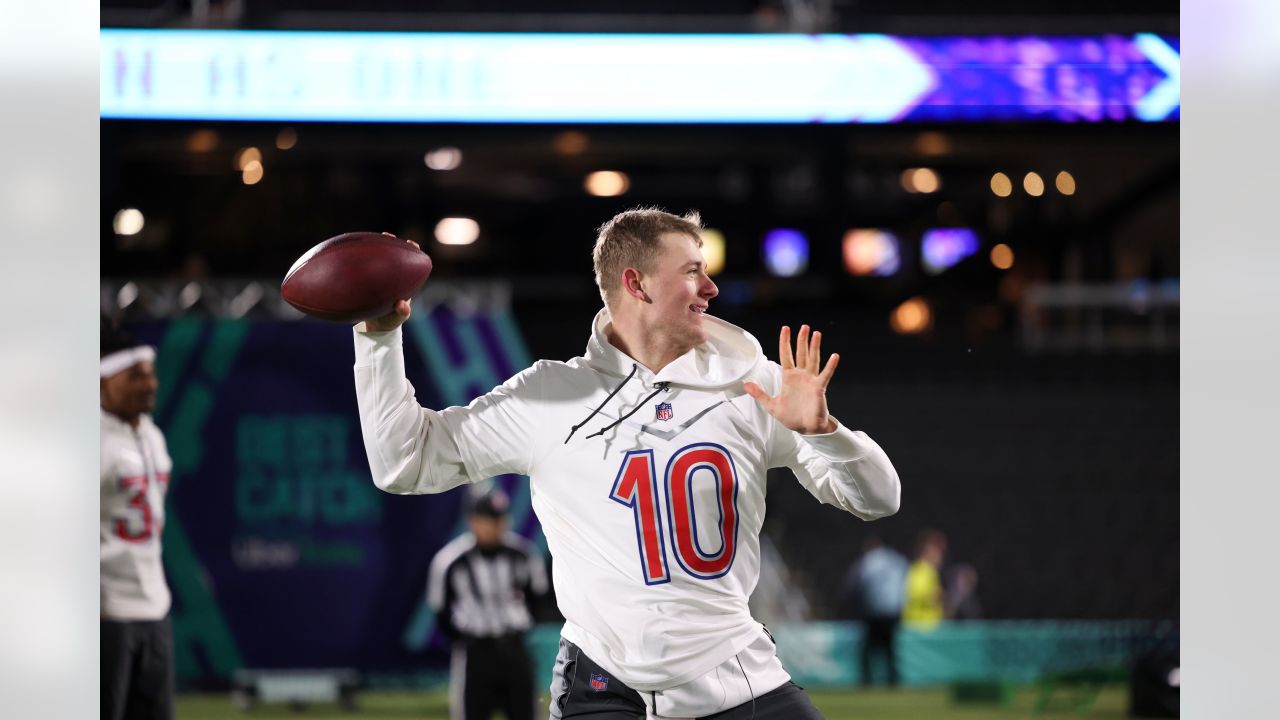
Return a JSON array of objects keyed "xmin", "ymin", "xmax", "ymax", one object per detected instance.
[{"xmin": 640, "ymin": 232, "xmax": 718, "ymax": 349}]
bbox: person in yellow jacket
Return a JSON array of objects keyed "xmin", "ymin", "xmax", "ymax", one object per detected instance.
[{"xmin": 902, "ymin": 529, "xmax": 947, "ymax": 629}]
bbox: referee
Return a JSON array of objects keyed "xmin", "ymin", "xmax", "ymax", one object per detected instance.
[{"xmin": 428, "ymin": 489, "xmax": 548, "ymax": 720}]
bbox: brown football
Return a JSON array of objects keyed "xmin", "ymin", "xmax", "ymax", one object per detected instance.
[{"xmin": 281, "ymin": 232, "xmax": 433, "ymax": 323}]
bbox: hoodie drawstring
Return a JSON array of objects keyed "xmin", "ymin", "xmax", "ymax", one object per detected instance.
[
  {"xmin": 564, "ymin": 364, "xmax": 637, "ymax": 444},
  {"xmin": 584, "ymin": 381, "xmax": 671, "ymax": 441},
  {"xmin": 563, "ymin": 364, "xmax": 670, "ymax": 444}
]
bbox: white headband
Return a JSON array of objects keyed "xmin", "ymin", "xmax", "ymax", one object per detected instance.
[{"xmin": 100, "ymin": 345, "xmax": 157, "ymax": 378}]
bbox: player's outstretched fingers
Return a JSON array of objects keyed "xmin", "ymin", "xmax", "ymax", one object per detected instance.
[
  {"xmin": 818, "ymin": 353, "xmax": 840, "ymax": 386},
  {"xmin": 743, "ymin": 381, "xmax": 772, "ymax": 405},
  {"xmin": 779, "ymin": 326, "xmax": 794, "ymax": 369},
  {"xmin": 796, "ymin": 325, "xmax": 810, "ymax": 370},
  {"xmin": 810, "ymin": 330, "xmax": 823, "ymax": 373}
]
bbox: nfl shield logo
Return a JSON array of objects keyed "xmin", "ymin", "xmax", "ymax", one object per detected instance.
[
  {"xmin": 655, "ymin": 402, "xmax": 674, "ymax": 421},
  {"xmin": 590, "ymin": 673, "xmax": 609, "ymax": 691}
]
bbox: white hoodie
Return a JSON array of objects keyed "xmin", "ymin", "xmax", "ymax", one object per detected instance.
[
  {"xmin": 354, "ymin": 309, "xmax": 899, "ymax": 691},
  {"xmin": 101, "ymin": 409, "xmax": 173, "ymax": 621}
]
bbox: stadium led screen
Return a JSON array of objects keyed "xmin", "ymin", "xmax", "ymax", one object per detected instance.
[{"xmin": 101, "ymin": 30, "xmax": 1179, "ymax": 123}]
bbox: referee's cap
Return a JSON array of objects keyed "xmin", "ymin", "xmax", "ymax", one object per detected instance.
[{"xmin": 469, "ymin": 488, "xmax": 510, "ymax": 518}]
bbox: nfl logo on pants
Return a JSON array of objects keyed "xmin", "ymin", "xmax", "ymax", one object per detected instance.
[{"xmin": 590, "ymin": 673, "xmax": 609, "ymax": 692}]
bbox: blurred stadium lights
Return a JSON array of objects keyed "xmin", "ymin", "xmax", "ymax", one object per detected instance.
[
  {"xmin": 899, "ymin": 169, "xmax": 918, "ymax": 193},
  {"xmin": 178, "ymin": 281, "xmax": 202, "ymax": 310},
  {"xmin": 914, "ymin": 131, "xmax": 951, "ymax": 156},
  {"xmin": 990, "ymin": 243, "xmax": 1015, "ymax": 270},
  {"xmin": 424, "ymin": 147, "xmax": 463, "ymax": 171},
  {"xmin": 1055, "ymin": 170, "xmax": 1077, "ymax": 195},
  {"xmin": 762, "ymin": 229, "xmax": 809, "ymax": 277},
  {"xmin": 276, "ymin": 128, "xmax": 298, "ymax": 150},
  {"xmin": 185, "ymin": 128, "xmax": 218, "ymax": 153},
  {"xmin": 990, "ymin": 172, "xmax": 1013, "ymax": 197},
  {"xmin": 116, "ymin": 282, "xmax": 138, "ymax": 310},
  {"xmin": 921, "ymin": 228, "xmax": 980, "ymax": 275},
  {"xmin": 552, "ymin": 131, "xmax": 589, "ymax": 155},
  {"xmin": 241, "ymin": 160, "xmax": 264, "ymax": 185},
  {"xmin": 584, "ymin": 170, "xmax": 629, "ymax": 197},
  {"xmin": 101, "ymin": 278, "xmax": 523, "ymax": 320},
  {"xmin": 112, "ymin": 208, "xmax": 144, "ymax": 236},
  {"xmin": 900, "ymin": 167, "xmax": 940, "ymax": 194},
  {"xmin": 699, "ymin": 229, "xmax": 727, "ymax": 276},
  {"xmin": 434, "ymin": 217, "xmax": 481, "ymax": 245},
  {"xmin": 234, "ymin": 147, "xmax": 262, "ymax": 171},
  {"xmin": 890, "ymin": 297, "xmax": 932, "ymax": 334},
  {"xmin": 1023, "ymin": 171, "xmax": 1045, "ymax": 196},
  {"xmin": 843, "ymin": 229, "xmax": 900, "ymax": 277}
]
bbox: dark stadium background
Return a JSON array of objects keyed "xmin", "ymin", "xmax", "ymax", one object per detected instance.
[{"xmin": 100, "ymin": 0, "xmax": 1178, "ymax": 714}]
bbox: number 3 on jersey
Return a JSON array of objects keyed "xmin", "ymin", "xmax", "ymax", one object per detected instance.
[
  {"xmin": 609, "ymin": 443, "xmax": 739, "ymax": 584},
  {"xmin": 115, "ymin": 475, "xmax": 155, "ymax": 542}
]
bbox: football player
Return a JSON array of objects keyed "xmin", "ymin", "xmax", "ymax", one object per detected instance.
[
  {"xmin": 353, "ymin": 209, "xmax": 900, "ymax": 719},
  {"xmin": 101, "ymin": 320, "xmax": 175, "ymax": 720}
]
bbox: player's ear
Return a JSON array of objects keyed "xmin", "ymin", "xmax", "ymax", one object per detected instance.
[{"xmin": 621, "ymin": 267, "xmax": 650, "ymax": 303}]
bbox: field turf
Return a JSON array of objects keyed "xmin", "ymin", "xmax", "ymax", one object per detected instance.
[{"xmin": 176, "ymin": 684, "xmax": 1144, "ymax": 719}]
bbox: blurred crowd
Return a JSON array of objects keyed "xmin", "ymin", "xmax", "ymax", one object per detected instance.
[{"xmin": 842, "ymin": 529, "xmax": 982, "ymax": 686}]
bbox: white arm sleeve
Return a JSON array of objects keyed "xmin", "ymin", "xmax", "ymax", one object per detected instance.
[
  {"xmin": 759, "ymin": 363, "xmax": 901, "ymax": 520},
  {"xmin": 353, "ymin": 327, "xmax": 540, "ymax": 495}
]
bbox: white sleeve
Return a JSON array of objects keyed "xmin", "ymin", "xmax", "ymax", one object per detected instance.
[
  {"xmin": 353, "ymin": 327, "xmax": 541, "ymax": 495},
  {"xmin": 758, "ymin": 363, "xmax": 901, "ymax": 520}
]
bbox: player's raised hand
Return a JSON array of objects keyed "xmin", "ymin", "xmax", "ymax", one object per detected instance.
[
  {"xmin": 742, "ymin": 325, "xmax": 840, "ymax": 435},
  {"xmin": 359, "ymin": 234, "xmax": 418, "ymax": 331}
]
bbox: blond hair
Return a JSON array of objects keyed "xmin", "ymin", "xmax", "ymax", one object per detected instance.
[{"xmin": 592, "ymin": 207, "xmax": 704, "ymax": 306}]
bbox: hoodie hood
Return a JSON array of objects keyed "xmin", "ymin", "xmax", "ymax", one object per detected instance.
[{"xmin": 584, "ymin": 307, "xmax": 763, "ymax": 389}]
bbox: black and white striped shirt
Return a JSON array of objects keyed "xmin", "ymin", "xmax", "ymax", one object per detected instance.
[{"xmin": 427, "ymin": 532, "xmax": 549, "ymax": 639}]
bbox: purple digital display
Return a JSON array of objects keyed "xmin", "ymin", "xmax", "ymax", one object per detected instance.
[
  {"xmin": 898, "ymin": 34, "xmax": 1180, "ymax": 123},
  {"xmin": 922, "ymin": 228, "xmax": 981, "ymax": 274}
]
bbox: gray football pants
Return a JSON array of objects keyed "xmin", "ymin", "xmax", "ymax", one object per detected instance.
[{"xmin": 101, "ymin": 617, "xmax": 174, "ymax": 720}]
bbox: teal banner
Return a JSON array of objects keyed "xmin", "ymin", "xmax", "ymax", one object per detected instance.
[
  {"xmin": 131, "ymin": 306, "xmax": 539, "ymax": 686},
  {"xmin": 528, "ymin": 620, "xmax": 1161, "ymax": 689}
]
